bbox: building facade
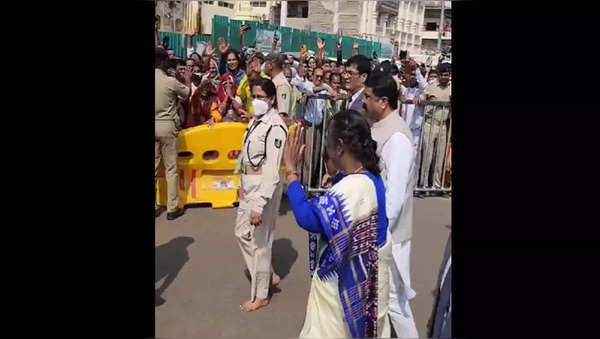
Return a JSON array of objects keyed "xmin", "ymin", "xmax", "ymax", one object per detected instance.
[
  {"xmin": 156, "ymin": 1, "xmax": 449, "ymax": 58},
  {"xmin": 421, "ymin": 1, "xmax": 451, "ymax": 53}
]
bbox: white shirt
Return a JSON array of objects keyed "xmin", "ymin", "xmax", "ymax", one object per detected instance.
[
  {"xmin": 401, "ymin": 69, "xmax": 427, "ymax": 133},
  {"xmin": 347, "ymin": 87, "xmax": 365, "ymax": 109},
  {"xmin": 291, "ymin": 75, "xmax": 311, "ymax": 93},
  {"xmin": 381, "ymin": 131, "xmax": 414, "ymax": 232}
]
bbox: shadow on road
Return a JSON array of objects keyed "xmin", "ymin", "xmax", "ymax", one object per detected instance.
[
  {"xmin": 272, "ymin": 238, "xmax": 299, "ymax": 280},
  {"xmin": 279, "ymin": 195, "xmax": 292, "ymax": 216},
  {"xmin": 240, "ymin": 238, "xmax": 298, "ymax": 298},
  {"xmin": 155, "ymin": 236, "xmax": 195, "ymax": 306}
]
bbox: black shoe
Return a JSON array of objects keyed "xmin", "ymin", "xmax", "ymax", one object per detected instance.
[
  {"xmin": 155, "ymin": 206, "xmax": 166, "ymax": 218},
  {"xmin": 166, "ymin": 208, "xmax": 184, "ymax": 220}
]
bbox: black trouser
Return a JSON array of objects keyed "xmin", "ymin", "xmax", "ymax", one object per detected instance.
[{"xmin": 301, "ymin": 120, "xmax": 324, "ymax": 189}]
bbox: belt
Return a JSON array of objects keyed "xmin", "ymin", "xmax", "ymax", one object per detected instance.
[
  {"xmin": 425, "ymin": 116, "xmax": 447, "ymax": 125},
  {"xmin": 240, "ymin": 165, "xmax": 262, "ymax": 175}
]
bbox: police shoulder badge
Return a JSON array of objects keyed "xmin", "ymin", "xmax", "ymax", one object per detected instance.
[{"xmin": 275, "ymin": 139, "xmax": 282, "ymax": 149}]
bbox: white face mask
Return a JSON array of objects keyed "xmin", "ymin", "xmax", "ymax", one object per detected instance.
[{"xmin": 252, "ymin": 99, "xmax": 270, "ymax": 117}]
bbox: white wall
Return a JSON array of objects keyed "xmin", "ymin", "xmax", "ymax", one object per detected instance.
[
  {"xmin": 286, "ymin": 18, "xmax": 309, "ymax": 30},
  {"xmin": 200, "ymin": 3, "xmax": 235, "ymax": 34}
]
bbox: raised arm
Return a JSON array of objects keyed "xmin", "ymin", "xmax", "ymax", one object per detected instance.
[
  {"xmin": 316, "ymin": 38, "xmax": 325, "ymax": 67},
  {"xmin": 336, "ymin": 39, "xmax": 343, "ymax": 65},
  {"xmin": 217, "ymin": 38, "xmax": 229, "ymax": 75}
]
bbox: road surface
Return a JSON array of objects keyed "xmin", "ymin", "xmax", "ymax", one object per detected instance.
[{"xmin": 155, "ymin": 196, "xmax": 450, "ymax": 338}]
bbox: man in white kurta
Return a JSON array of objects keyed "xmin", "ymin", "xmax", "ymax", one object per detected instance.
[
  {"xmin": 365, "ymin": 72, "xmax": 419, "ymax": 338},
  {"xmin": 400, "ymin": 65, "xmax": 427, "ymax": 147}
]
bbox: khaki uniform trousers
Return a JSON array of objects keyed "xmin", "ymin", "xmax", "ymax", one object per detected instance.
[
  {"xmin": 234, "ymin": 176, "xmax": 284, "ymax": 301},
  {"xmin": 155, "ymin": 120, "xmax": 180, "ymax": 212},
  {"xmin": 420, "ymin": 118, "xmax": 448, "ymax": 188}
]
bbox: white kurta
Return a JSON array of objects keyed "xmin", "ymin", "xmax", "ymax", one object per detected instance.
[{"xmin": 374, "ymin": 114, "xmax": 419, "ymax": 338}]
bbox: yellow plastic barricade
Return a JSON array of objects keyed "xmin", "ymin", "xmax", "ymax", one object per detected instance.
[
  {"xmin": 156, "ymin": 122, "xmax": 299, "ymax": 209},
  {"xmin": 156, "ymin": 122, "xmax": 247, "ymax": 209}
]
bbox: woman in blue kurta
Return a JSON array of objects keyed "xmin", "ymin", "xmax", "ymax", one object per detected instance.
[{"xmin": 283, "ymin": 110, "xmax": 393, "ymax": 338}]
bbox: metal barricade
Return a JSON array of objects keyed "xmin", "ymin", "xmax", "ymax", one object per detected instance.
[
  {"xmin": 294, "ymin": 96, "xmax": 348, "ymax": 198},
  {"xmin": 292, "ymin": 96, "xmax": 451, "ymax": 198},
  {"xmin": 414, "ymin": 100, "xmax": 452, "ymax": 196}
]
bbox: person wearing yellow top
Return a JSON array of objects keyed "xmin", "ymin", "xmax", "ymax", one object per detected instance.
[{"xmin": 237, "ymin": 57, "xmax": 270, "ymax": 117}]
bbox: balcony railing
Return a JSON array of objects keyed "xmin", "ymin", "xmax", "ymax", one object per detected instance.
[
  {"xmin": 379, "ymin": 0, "xmax": 399, "ymax": 14},
  {"xmin": 421, "ymin": 30, "xmax": 451, "ymax": 40}
]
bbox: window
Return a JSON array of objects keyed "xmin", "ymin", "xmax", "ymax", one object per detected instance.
[
  {"xmin": 218, "ymin": 1, "xmax": 233, "ymax": 9},
  {"xmin": 250, "ymin": 1, "xmax": 267, "ymax": 7},
  {"xmin": 288, "ymin": 1, "xmax": 308, "ymax": 18},
  {"xmin": 425, "ymin": 22, "xmax": 437, "ymax": 31},
  {"xmin": 203, "ymin": 1, "xmax": 214, "ymax": 4}
]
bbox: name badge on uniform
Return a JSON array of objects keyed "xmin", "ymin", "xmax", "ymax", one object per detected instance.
[{"xmin": 275, "ymin": 139, "xmax": 282, "ymax": 149}]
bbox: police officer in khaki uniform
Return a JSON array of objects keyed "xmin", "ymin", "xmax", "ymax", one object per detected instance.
[
  {"xmin": 155, "ymin": 47, "xmax": 192, "ymax": 220},
  {"xmin": 235, "ymin": 78, "xmax": 288, "ymax": 312},
  {"xmin": 264, "ymin": 53, "xmax": 293, "ymax": 126},
  {"xmin": 417, "ymin": 62, "xmax": 452, "ymax": 188}
]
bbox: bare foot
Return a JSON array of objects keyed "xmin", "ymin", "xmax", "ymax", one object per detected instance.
[
  {"xmin": 240, "ymin": 298, "xmax": 269, "ymax": 312},
  {"xmin": 271, "ymin": 273, "xmax": 281, "ymax": 286}
]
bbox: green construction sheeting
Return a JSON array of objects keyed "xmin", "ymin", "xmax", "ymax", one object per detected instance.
[
  {"xmin": 280, "ymin": 26, "xmax": 292, "ymax": 52},
  {"xmin": 341, "ymin": 36, "xmax": 355, "ymax": 60},
  {"xmin": 380, "ymin": 43, "xmax": 394, "ymax": 59},
  {"xmin": 372, "ymin": 42, "xmax": 382, "ymax": 58},
  {"xmin": 162, "ymin": 16, "xmax": 394, "ymax": 61},
  {"xmin": 183, "ymin": 34, "xmax": 212, "ymax": 57},
  {"xmin": 242, "ymin": 21, "xmax": 258, "ymax": 47},
  {"xmin": 229, "ymin": 19, "xmax": 242, "ymax": 51},
  {"xmin": 211, "ymin": 15, "xmax": 229, "ymax": 47},
  {"xmin": 358, "ymin": 40, "xmax": 372, "ymax": 59},
  {"xmin": 158, "ymin": 31, "xmax": 185, "ymax": 59}
]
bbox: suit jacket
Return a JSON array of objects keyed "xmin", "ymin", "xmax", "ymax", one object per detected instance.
[
  {"xmin": 347, "ymin": 89, "xmax": 372, "ymax": 125},
  {"xmin": 428, "ymin": 232, "xmax": 452, "ymax": 338}
]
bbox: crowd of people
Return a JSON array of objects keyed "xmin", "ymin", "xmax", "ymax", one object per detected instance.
[{"xmin": 155, "ymin": 22, "xmax": 452, "ymax": 338}]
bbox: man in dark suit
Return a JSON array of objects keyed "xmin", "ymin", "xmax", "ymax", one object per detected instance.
[
  {"xmin": 427, "ymin": 232, "xmax": 451, "ymax": 338},
  {"xmin": 343, "ymin": 54, "xmax": 371, "ymax": 122}
]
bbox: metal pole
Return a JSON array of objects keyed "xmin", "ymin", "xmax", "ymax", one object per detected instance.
[{"xmin": 437, "ymin": 0, "xmax": 445, "ymax": 52}]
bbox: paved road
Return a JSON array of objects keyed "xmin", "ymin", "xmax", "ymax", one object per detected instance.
[{"xmin": 155, "ymin": 196, "xmax": 450, "ymax": 339}]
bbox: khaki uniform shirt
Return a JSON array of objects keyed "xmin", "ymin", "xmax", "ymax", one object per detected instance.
[
  {"xmin": 155, "ymin": 68, "xmax": 191, "ymax": 121},
  {"xmin": 421, "ymin": 81, "xmax": 451, "ymax": 122},
  {"xmin": 272, "ymin": 72, "xmax": 292, "ymax": 116},
  {"xmin": 239, "ymin": 108, "xmax": 288, "ymax": 214}
]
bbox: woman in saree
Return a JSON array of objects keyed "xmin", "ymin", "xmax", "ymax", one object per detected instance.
[
  {"xmin": 215, "ymin": 73, "xmax": 245, "ymax": 123},
  {"xmin": 283, "ymin": 110, "xmax": 393, "ymax": 338},
  {"xmin": 186, "ymin": 79, "xmax": 221, "ymax": 128},
  {"xmin": 202, "ymin": 59, "xmax": 220, "ymax": 88}
]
